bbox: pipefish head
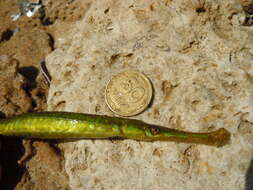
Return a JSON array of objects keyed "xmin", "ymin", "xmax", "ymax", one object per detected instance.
[
  {"xmin": 143, "ymin": 125, "xmax": 188, "ymax": 141},
  {"xmin": 120, "ymin": 119, "xmax": 167, "ymax": 140},
  {"xmin": 143, "ymin": 125, "xmax": 171, "ymax": 139},
  {"xmin": 144, "ymin": 126, "xmax": 160, "ymax": 137}
]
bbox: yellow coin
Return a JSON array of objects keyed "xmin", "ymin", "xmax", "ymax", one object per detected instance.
[{"xmin": 105, "ymin": 70, "xmax": 153, "ymax": 116}]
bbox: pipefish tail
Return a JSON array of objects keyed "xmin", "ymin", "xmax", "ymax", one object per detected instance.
[{"xmin": 0, "ymin": 112, "xmax": 230, "ymax": 147}]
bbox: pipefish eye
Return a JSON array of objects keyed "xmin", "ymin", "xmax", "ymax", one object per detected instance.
[{"xmin": 150, "ymin": 127, "xmax": 160, "ymax": 135}]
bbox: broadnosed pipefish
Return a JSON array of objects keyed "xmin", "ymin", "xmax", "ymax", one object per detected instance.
[{"xmin": 0, "ymin": 112, "xmax": 230, "ymax": 147}]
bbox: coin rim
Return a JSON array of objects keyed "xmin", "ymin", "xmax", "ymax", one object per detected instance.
[{"xmin": 105, "ymin": 70, "xmax": 153, "ymax": 117}]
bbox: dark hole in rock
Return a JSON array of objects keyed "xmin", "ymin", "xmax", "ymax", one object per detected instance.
[
  {"xmin": 47, "ymin": 33, "xmax": 55, "ymax": 50},
  {"xmin": 0, "ymin": 29, "xmax": 14, "ymax": 42},
  {"xmin": 18, "ymin": 66, "xmax": 39, "ymax": 82},
  {"xmin": 38, "ymin": 4, "xmax": 54, "ymax": 26},
  {"xmin": 36, "ymin": 90, "xmax": 45, "ymax": 99},
  {"xmin": 41, "ymin": 17, "xmax": 54, "ymax": 26},
  {"xmin": 18, "ymin": 66, "xmax": 39, "ymax": 91},
  {"xmin": 196, "ymin": 7, "xmax": 206, "ymax": 13},
  {"xmin": 49, "ymin": 142, "xmax": 63, "ymax": 157},
  {"xmin": 104, "ymin": 8, "xmax": 109, "ymax": 14}
]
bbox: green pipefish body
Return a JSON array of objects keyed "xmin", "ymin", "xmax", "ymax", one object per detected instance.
[{"xmin": 0, "ymin": 112, "xmax": 230, "ymax": 147}]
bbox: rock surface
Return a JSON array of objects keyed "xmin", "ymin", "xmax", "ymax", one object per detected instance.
[
  {"xmin": 0, "ymin": 55, "xmax": 32, "ymax": 117},
  {"xmin": 44, "ymin": 0, "xmax": 253, "ymax": 189},
  {"xmin": 15, "ymin": 141, "xmax": 70, "ymax": 190}
]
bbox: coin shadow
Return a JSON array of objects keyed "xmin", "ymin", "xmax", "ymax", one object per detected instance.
[
  {"xmin": 146, "ymin": 78, "xmax": 155, "ymax": 109},
  {"xmin": 245, "ymin": 158, "xmax": 253, "ymax": 190}
]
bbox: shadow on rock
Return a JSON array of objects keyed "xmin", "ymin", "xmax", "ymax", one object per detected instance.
[
  {"xmin": 246, "ymin": 159, "xmax": 253, "ymax": 190},
  {"xmin": 0, "ymin": 112, "xmax": 6, "ymax": 119},
  {"xmin": 0, "ymin": 137, "xmax": 24, "ymax": 190}
]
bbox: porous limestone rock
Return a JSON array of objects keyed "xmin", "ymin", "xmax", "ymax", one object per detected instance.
[{"xmin": 46, "ymin": 0, "xmax": 253, "ymax": 189}]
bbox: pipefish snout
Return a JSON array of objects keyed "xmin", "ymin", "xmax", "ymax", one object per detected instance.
[{"xmin": 0, "ymin": 112, "xmax": 230, "ymax": 147}]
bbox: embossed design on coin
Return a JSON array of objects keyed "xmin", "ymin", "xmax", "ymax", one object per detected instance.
[{"xmin": 105, "ymin": 70, "xmax": 153, "ymax": 116}]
